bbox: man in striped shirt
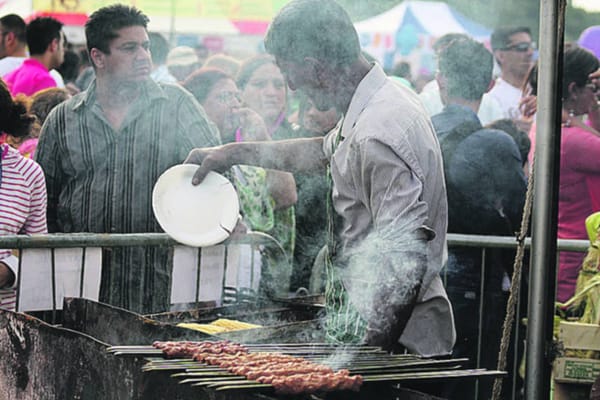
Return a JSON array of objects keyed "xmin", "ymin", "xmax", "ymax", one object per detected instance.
[{"xmin": 35, "ymin": 5, "xmax": 221, "ymax": 313}]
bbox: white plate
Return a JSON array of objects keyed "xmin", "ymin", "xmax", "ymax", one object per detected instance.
[{"xmin": 152, "ymin": 165, "xmax": 239, "ymax": 247}]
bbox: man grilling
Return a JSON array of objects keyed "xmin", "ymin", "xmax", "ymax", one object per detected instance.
[{"xmin": 186, "ymin": 0, "xmax": 455, "ymax": 357}]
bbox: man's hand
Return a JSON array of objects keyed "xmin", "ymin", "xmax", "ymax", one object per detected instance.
[
  {"xmin": 236, "ymin": 108, "xmax": 270, "ymax": 141},
  {"xmin": 519, "ymin": 94, "xmax": 537, "ymax": 119},
  {"xmin": 361, "ymin": 280, "xmax": 421, "ymax": 353},
  {"xmin": 184, "ymin": 146, "xmax": 231, "ymax": 185},
  {"xmin": 230, "ymin": 217, "xmax": 248, "ymax": 237}
]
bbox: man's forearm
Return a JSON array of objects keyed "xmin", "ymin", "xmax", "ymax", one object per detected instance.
[
  {"xmin": 341, "ymin": 227, "xmax": 430, "ymax": 352},
  {"xmin": 224, "ymin": 137, "xmax": 328, "ymax": 174},
  {"xmin": 362, "ymin": 256, "xmax": 424, "ymax": 352}
]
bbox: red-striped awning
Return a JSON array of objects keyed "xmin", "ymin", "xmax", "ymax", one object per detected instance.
[
  {"xmin": 231, "ymin": 20, "xmax": 270, "ymax": 35},
  {"xmin": 27, "ymin": 11, "xmax": 88, "ymax": 26}
]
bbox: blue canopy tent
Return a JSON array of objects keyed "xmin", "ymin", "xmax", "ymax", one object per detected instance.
[{"xmin": 355, "ymin": 1, "xmax": 491, "ymax": 72}]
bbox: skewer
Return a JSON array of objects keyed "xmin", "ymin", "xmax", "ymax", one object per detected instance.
[
  {"xmin": 182, "ymin": 376, "xmax": 248, "ymax": 385},
  {"xmin": 162, "ymin": 357, "xmax": 469, "ymax": 380},
  {"xmin": 112, "ymin": 348, "xmax": 418, "ymax": 364},
  {"xmin": 107, "ymin": 343, "xmax": 386, "ymax": 353},
  {"xmin": 126, "ymin": 341, "xmax": 506, "ymax": 396},
  {"xmin": 211, "ymin": 382, "xmax": 274, "ymax": 392},
  {"xmin": 142, "ymin": 355, "xmax": 467, "ymax": 374},
  {"xmin": 362, "ymin": 369, "xmax": 507, "ymax": 382},
  {"xmin": 201, "ymin": 369, "xmax": 506, "ymax": 393}
]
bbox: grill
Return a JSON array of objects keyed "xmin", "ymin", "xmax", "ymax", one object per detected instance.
[
  {"xmin": 0, "ymin": 297, "xmax": 505, "ymax": 399},
  {"xmin": 111, "ymin": 343, "xmax": 503, "ymax": 396}
]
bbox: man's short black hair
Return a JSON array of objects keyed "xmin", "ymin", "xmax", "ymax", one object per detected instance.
[
  {"xmin": 491, "ymin": 27, "xmax": 531, "ymax": 51},
  {"xmin": 433, "ymin": 33, "xmax": 470, "ymax": 54},
  {"xmin": 264, "ymin": 0, "xmax": 360, "ymax": 67},
  {"xmin": 0, "ymin": 14, "xmax": 26, "ymax": 43},
  {"xmin": 26, "ymin": 17, "xmax": 63, "ymax": 56},
  {"xmin": 438, "ymin": 37, "xmax": 493, "ymax": 101},
  {"xmin": 85, "ymin": 4, "xmax": 149, "ymax": 54}
]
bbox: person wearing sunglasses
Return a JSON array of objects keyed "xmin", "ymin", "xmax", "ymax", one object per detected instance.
[
  {"xmin": 526, "ymin": 48, "xmax": 600, "ymax": 305},
  {"xmin": 489, "ymin": 26, "xmax": 536, "ymax": 121}
]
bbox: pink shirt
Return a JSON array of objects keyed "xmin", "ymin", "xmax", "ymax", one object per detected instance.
[
  {"xmin": 0, "ymin": 143, "xmax": 48, "ymax": 310},
  {"xmin": 4, "ymin": 58, "xmax": 56, "ymax": 97},
  {"xmin": 530, "ymin": 123, "xmax": 600, "ymax": 302}
]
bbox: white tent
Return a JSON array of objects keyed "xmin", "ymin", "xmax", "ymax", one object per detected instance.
[
  {"xmin": 0, "ymin": 0, "xmax": 32, "ymax": 16},
  {"xmin": 355, "ymin": 1, "xmax": 491, "ymax": 71}
]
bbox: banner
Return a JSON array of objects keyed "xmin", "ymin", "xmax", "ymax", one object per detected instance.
[{"xmin": 32, "ymin": 0, "xmax": 288, "ymax": 21}]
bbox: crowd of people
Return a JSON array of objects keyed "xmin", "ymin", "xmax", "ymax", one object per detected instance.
[{"xmin": 0, "ymin": 2, "xmax": 599, "ymax": 399}]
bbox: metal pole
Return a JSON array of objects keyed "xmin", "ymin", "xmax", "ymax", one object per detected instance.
[
  {"xmin": 526, "ymin": 0, "xmax": 566, "ymax": 398},
  {"xmin": 0, "ymin": 233, "xmax": 588, "ymax": 251}
]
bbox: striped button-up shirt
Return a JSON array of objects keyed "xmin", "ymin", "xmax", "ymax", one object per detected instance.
[{"xmin": 35, "ymin": 79, "xmax": 221, "ymax": 313}]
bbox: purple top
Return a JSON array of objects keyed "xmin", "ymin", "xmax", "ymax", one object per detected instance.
[{"xmin": 5, "ymin": 58, "xmax": 56, "ymax": 97}]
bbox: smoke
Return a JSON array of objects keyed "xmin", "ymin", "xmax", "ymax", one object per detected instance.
[
  {"xmin": 321, "ymin": 347, "xmax": 356, "ymax": 369},
  {"xmin": 335, "ymin": 222, "xmax": 430, "ymax": 347}
]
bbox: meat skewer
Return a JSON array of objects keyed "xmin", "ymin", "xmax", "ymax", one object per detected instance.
[{"xmin": 151, "ymin": 340, "xmax": 363, "ymax": 394}]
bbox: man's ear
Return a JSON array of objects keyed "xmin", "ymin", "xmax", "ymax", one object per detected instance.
[
  {"xmin": 493, "ymin": 50, "xmax": 503, "ymax": 68},
  {"xmin": 89, "ymin": 48, "xmax": 105, "ymax": 69},
  {"xmin": 436, "ymin": 72, "xmax": 450, "ymax": 105},
  {"xmin": 49, "ymin": 37, "xmax": 59, "ymax": 53},
  {"xmin": 4, "ymin": 31, "xmax": 15, "ymax": 46},
  {"xmin": 304, "ymin": 57, "xmax": 329, "ymax": 87},
  {"xmin": 436, "ymin": 71, "xmax": 446, "ymax": 92}
]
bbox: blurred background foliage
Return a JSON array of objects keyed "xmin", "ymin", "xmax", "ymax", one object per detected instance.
[{"xmin": 338, "ymin": 0, "xmax": 599, "ymax": 42}]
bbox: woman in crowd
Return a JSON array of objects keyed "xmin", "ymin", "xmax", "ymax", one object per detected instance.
[
  {"xmin": 528, "ymin": 47, "xmax": 600, "ymax": 303},
  {"xmin": 203, "ymin": 54, "xmax": 241, "ymax": 78},
  {"xmin": 556, "ymin": 48, "xmax": 600, "ymax": 303},
  {"xmin": 0, "ymin": 79, "xmax": 47, "ymax": 310},
  {"xmin": 236, "ymin": 54, "xmax": 295, "ymax": 140},
  {"xmin": 0, "ymin": 87, "xmax": 70, "ymax": 158},
  {"xmin": 22, "ymin": 87, "xmax": 70, "ymax": 157},
  {"xmin": 182, "ymin": 68, "xmax": 297, "ymax": 296}
]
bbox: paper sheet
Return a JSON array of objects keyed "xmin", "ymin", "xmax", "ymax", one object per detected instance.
[
  {"xmin": 17, "ymin": 248, "xmax": 102, "ymax": 312},
  {"xmin": 171, "ymin": 244, "xmax": 262, "ymax": 306}
]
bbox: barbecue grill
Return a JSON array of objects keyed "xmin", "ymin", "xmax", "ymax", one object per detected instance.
[
  {"xmin": 113, "ymin": 342, "xmax": 503, "ymax": 396},
  {"xmin": 0, "ymin": 297, "xmax": 505, "ymax": 399}
]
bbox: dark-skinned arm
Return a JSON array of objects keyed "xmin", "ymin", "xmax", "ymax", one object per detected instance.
[{"xmin": 184, "ymin": 137, "xmax": 328, "ymax": 185}]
